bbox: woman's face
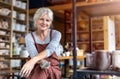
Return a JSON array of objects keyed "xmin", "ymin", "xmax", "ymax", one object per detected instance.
[{"xmin": 36, "ymin": 14, "xmax": 52, "ymax": 31}]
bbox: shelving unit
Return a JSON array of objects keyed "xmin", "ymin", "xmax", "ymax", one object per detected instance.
[
  {"xmin": 64, "ymin": 6, "xmax": 115, "ymax": 78},
  {"xmin": 0, "ymin": 0, "xmax": 29, "ymax": 78},
  {"xmin": 0, "ymin": 1, "xmax": 12, "ymax": 73},
  {"xmin": 77, "ymin": 1, "xmax": 120, "ymax": 50},
  {"xmin": 64, "ymin": 10, "xmax": 113, "ymax": 52},
  {"xmin": 74, "ymin": 0, "xmax": 120, "ymax": 79}
]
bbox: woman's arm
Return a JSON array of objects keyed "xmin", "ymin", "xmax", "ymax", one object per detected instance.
[
  {"xmin": 46, "ymin": 30, "xmax": 62, "ymax": 57},
  {"xmin": 25, "ymin": 33, "xmax": 38, "ymax": 58}
]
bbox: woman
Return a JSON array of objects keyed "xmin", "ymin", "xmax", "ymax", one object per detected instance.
[{"xmin": 20, "ymin": 7, "xmax": 62, "ymax": 79}]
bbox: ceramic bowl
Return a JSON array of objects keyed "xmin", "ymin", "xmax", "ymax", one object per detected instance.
[{"xmin": 0, "ymin": 8, "xmax": 11, "ymax": 16}]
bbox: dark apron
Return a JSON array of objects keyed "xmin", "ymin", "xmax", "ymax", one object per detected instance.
[{"xmin": 27, "ymin": 30, "xmax": 61, "ymax": 79}]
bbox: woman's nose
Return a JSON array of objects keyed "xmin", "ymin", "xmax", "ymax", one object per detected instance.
[{"xmin": 43, "ymin": 20, "xmax": 46, "ymax": 24}]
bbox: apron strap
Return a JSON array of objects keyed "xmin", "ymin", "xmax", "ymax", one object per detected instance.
[
  {"xmin": 50, "ymin": 29, "xmax": 52, "ymax": 41},
  {"xmin": 31, "ymin": 33, "xmax": 39, "ymax": 52},
  {"xmin": 31, "ymin": 29, "xmax": 53, "ymax": 52}
]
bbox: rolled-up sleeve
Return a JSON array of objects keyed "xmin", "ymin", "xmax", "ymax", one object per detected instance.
[
  {"xmin": 46, "ymin": 30, "xmax": 61, "ymax": 57},
  {"xmin": 25, "ymin": 34, "xmax": 38, "ymax": 58}
]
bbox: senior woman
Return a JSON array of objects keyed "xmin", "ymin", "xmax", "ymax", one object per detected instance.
[{"xmin": 20, "ymin": 7, "xmax": 62, "ymax": 79}]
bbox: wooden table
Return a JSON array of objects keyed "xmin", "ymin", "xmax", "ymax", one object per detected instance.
[
  {"xmin": 58, "ymin": 55, "xmax": 86, "ymax": 77},
  {"xmin": 58, "ymin": 55, "xmax": 86, "ymax": 60}
]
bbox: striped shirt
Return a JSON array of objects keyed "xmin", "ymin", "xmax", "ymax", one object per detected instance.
[{"xmin": 25, "ymin": 29, "xmax": 62, "ymax": 58}]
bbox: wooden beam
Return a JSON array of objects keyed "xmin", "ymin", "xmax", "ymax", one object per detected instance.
[{"xmin": 29, "ymin": 1, "xmax": 86, "ymax": 15}]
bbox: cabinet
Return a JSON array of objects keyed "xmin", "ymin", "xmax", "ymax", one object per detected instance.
[{"xmin": 0, "ymin": 0, "xmax": 29, "ymax": 77}]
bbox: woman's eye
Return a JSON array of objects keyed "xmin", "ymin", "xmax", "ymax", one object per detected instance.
[
  {"xmin": 38, "ymin": 18, "xmax": 51, "ymax": 22},
  {"xmin": 46, "ymin": 19, "xmax": 50, "ymax": 22}
]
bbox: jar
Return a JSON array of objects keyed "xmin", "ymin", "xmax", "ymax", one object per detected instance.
[{"xmin": 20, "ymin": 47, "xmax": 29, "ymax": 57}]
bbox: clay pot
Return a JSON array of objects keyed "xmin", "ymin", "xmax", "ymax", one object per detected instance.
[
  {"xmin": 94, "ymin": 50, "xmax": 111, "ymax": 70},
  {"xmin": 86, "ymin": 50, "xmax": 111, "ymax": 71}
]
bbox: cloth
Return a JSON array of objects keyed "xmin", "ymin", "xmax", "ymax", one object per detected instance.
[{"xmin": 26, "ymin": 30, "xmax": 61, "ymax": 79}]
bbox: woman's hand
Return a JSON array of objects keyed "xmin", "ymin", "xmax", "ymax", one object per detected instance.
[{"xmin": 19, "ymin": 59, "xmax": 36, "ymax": 77}]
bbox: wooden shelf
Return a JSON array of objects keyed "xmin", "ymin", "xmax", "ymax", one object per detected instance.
[
  {"xmin": 92, "ymin": 40, "xmax": 104, "ymax": 43},
  {"xmin": 77, "ymin": 0, "xmax": 120, "ymax": 17},
  {"xmin": 0, "ymin": 47, "xmax": 10, "ymax": 50},
  {"xmin": 77, "ymin": 40, "xmax": 104, "ymax": 44},
  {"xmin": 0, "ymin": 14, "xmax": 11, "ymax": 19},
  {"xmin": 0, "ymin": 1, "xmax": 11, "ymax": 8},
  {"xmin": 13, "ymin": 6, "xmax": 27, "ymax": 13},
  {"xmin": 0, "ymin": 55, "xmax": 9, "ymax": 57},
  {"xmin": 92, "ymin": 29, "xmax": 103, "ymax": 32},
  {"xmin": 76, "ymin": 29, "xmax": 103, "ymax": 33},
  {"xmin": 0, "ymin": 28, "xmax": 11, "ymax": 31},
  {"xmin": 78, "ymin": 19, "xmax": 89, "ymax": 22},
  {"xmin": 77, "ymin": 41, "xmax": 89, "ymax": 44},
  {"xmin": 13, "ymin": 30, "xmax": 27, "ymax": 34},
  {"xmin": 14, "ymin": 18, "xmax": 26, "ymax": 24},
  {"xmin": 0, "ymin": 34, "xmax": 10, "ymax": 37},
  {"xmin": 77, "ymin": 31, "xmax": 89, "ymax": 33},
  {"xmin": 0, "ymin": 41, "xmax": 10, "ymax": 43},
  {"xmin": 0, "ymin": 68, "xmax": 10, "ymax": 70}
]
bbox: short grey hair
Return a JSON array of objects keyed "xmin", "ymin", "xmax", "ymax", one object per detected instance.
[{"xmin": 33, "ymin": 7, "xmax": 53, "ymax": 27}]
